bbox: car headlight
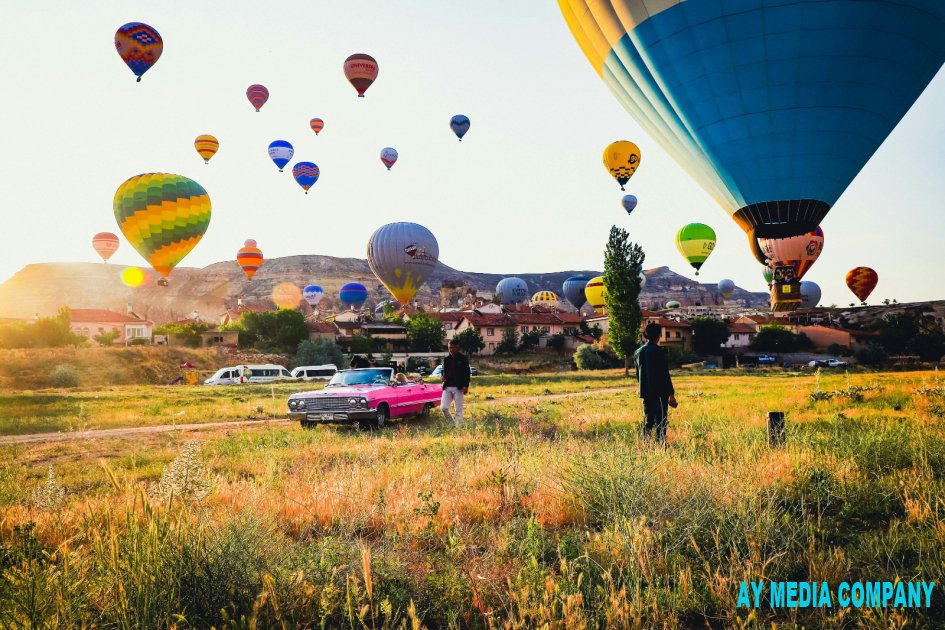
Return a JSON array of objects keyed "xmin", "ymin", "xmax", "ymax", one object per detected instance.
[
  {"xmin": 288, "ymin": 399, "xmax": 300, "ymax": 410},
  {"xmin": 348, "ymin": 398, "xmax": 359, "ymax": 407}
]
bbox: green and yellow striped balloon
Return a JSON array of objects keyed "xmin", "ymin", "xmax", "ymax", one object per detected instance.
[
  {"xmin": 113, "ymin": 173, "xmax": 211, "ymax": 279},
  {"xmin": 675, "ymin": 223, "xmax": 716, "ymax": 275}
]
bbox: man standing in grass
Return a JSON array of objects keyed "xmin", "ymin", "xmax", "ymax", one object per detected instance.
[
  {"xmin": 441, "ymin": 338, "xmax": 470, "ymax": 427},
  {"xmin": 633, "ymin": 322, "xmax": 677, "ymax": 445}
]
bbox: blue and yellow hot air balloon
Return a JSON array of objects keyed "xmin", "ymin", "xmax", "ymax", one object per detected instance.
[
  {"xmin": 113, "ymin": 173, "xmax": 210, "ymax": 285},
  {"xmin": 114, "ymin": 23, "xmax": 162, "ymax": 82},
  {"xmin": 559, "ymin": 1, "xmax": 945, "ymax": 263},
  {"xmin": 367, "ymin": 222, "xmax": 439, "ymax": 304}
]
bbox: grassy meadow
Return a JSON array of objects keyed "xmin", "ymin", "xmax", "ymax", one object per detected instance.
[{"xmin": 1, "ymin": 369, "xmax": 945, "ymax": 627}]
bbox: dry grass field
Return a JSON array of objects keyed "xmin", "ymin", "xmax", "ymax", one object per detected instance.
[{"xmin": 1, "ymin": 368, "xmax": 944, "ymax": 628}]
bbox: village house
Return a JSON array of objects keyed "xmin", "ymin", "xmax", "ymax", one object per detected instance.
[
  {"xmin": 69, "ymin": 307, "xmax": 153, "ymax": 344},
  {"xmin": 723, "ymin": 322, "xmax": 758, "ymax": 349},
  {"xmin": 734, "ymin": 315, "xmax": 798, "ymax": 334},
  {"xmin": 795, "ymin": 325, "xmax": 878, "ymax": 350}
]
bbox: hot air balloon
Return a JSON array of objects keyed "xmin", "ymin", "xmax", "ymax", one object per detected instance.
[
  {"xmin": 268, "ymin": 140, "xmax": 294, "ymax": 172},
  {"xmin": 367, "ymin": 222, "xmax": 439, "ymax": 304},
  {"xmin": 92, "ymin": 232, "xmax": 120, "ymax": 262},
  {"xmin": 762, "ymin": 265, "xmax": 774, "ymax": 286},
  {"xmin": 450, "ymin": 115, "xmax": 470, "ymax": 141},
  {"xmin": 665, "ymin": 301, "xmax": 681, "ymax": 310},
  {"xmin": 532, "ymin": 291, "xmax": 560, "ymax": 305},
  {"xmin": 758, "ymin": 227, "xmax": 824, "ymax": 281},
  {"xmin": 496, "ymin": 277, "xmax": 529, "ymax": 305},
  {"xmin": 639, "ymin": 271, "xmax": 647, "ymax": 288},
  {"xmin": 310, "ymin": 118, "xmax": 324, "ymax": 135},
  {"xmin": 560, "ymin": 0, "xmax": 945, "ymax": 306},
  {"xmin": 846, "ymin": 267, "xmax": 878, "ymax": 304},
  {"xmin": 584, "ymin": 276, "xmax": 607, "ymax": 311},
  {"xmin": 236, "ymin": 240, "xmax": 263, "ymax": 279},
  {"xmin": 114, "ymin": 173, "xmax": 210, "ymax": 285},
  {"xmin": 194, "ymin": 135, "xmax": 219, "ymax": 164},
  {"xmin": 603, "ymin": 141, "xmax": 641, "ymax": 190},
  {"xmin": 303, "ymin": 285, "xmax": 324, "ymax": 307},
  {"xmin": 675, "ymin": 223, "xmax": 716, "ymax": 275},
  {"xmin": 340, "ymin": 282, "xmax": 369, "ymax": 309},
  {"xmin": 292, "ymin": 162, "xmax": 319, "ymax": 193},
  {"xmin": 380, "ymin": 147, "xmax": 398, "ymax": 171},
  {"xmin": 718, "ymin": 279, "xmax": 735, "ymax": 300},
  {"xmin": 114, "ymin": 23, "xmax": 162, "ymax": 82},
  {"xmin": 799, "ymin": 281, "xmax": 822, "ymax": 309},
  {"xmin": 562, "ymin": 276, "xmax": 590, "ymax": 309},
  {"xmin": 344, "ymin": 54, "xmax": 378, "ymax": 97},
  {"xmin": 622, "ymin": 195, "xmax": 637, "ymax": 215},
  {"xmin": 246, "ymin": 84, "xmax": 269, "ymax": 112}
]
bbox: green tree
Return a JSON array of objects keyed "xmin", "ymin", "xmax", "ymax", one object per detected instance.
[
  {"xmin": 603, "ymin": 226, "xmax": 645, "ymax": 374},
  {"xmin": 347, "ymin": 332, "xmax": 379, "ymax": 355},
  {"xmin": 453, "ymin": 327, "xmax": 485, "ymax": 356},
  {"xmin": 573, "ymin": 343, "xmax": 620, "ymax": 370},
  {"xmin": 153, "ymin": 322, "xmax": 211, "ymax": 348},
  {"xmin": 750, "ymin": 325, "xmax": 800, "ymax": 353},
  {"xmin": 872, "ymin": 312, "xmax": 945, "ymax": 361},
  {"xmin": 579, "ymin": 321, "xmax": 603, "ymax": 340},
  {"xmin": 238, "ymin": 309, "xmax": 309, "ymax": 353},
  {"xmin": 689, "ymin": 318, "xmax": 730, "ymax": 356},
  {"xmin": 405, "ymin": 313, "xmax": 445, "ymax": 352},
  {"xmin": 294, "ymin": 339, "xmax": 345, "ymax": 369},
  {"xmin": 547, "ymin": 333, "xmax": 567, "ymax": 355},
  {"xmin": 93, "ymin": 329, "xmax": 121, "ymax": 347},
  {"xmin": 0, "ymin": 308, "xmax": 85, "ymax": 348},
  {"xmin": 495, "ymin": 328, "xmax": 519, "ymax": 354},
  {"xmin": 854, "ymin": 342, "xmax": 888, "ymax": 366},
  {"xmin": 519, "ymin": 328, "xmax": 543, "ymax": 351}
]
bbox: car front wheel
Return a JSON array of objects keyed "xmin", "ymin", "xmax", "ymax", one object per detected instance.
[{"xmin": 374, "ymin": 404, "xmax": 388, "ymax": 429}]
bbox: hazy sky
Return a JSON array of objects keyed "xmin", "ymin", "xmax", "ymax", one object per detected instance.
[{"xmin": 2, "ymin": 1, "xmax": 944, "ymax": 306}]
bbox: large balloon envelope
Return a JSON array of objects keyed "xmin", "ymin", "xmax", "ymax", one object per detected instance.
[
  {"xmin": 718, "ymin": 279, "xmax": 735, "ymax": 300},
  {"xmin": 584, "ymin": 276, "xmax": 607, "ymax": 311},
  {"xmin": 237, "ymin": 240, "xmax": 263, "ymax": 279},
  {"xmin": 495, "ymin": 277, "xmax": 529, "ymax": 305},
  {"xmin": 799, "ymin": 281, "xmax": 822, "ymax": 309},
  {"xmin": 292, "ymin": 162, "xmax": 319, "ymax": 193},
  {"xmin": 115, "ymin": 23, "xmax": 162, "ymax": 82},
  {"xmin": 560, "ymin": 1, "xmax": 945, "ymax": 262},
  {"xmin": 758, "ymin": 227, "xmax": 824, "ymax": 281},
  {"xmin": 603, "ymin": 141, "xmax": 641, "ymax": 190},
  {"xmin": 846, "ymin": 267, "xmax": 878, "ymax": 303},
  {"xmin": 194, "ymin": 135, "xmax": 219, "ymax": 164},
  {"xmin": 450, "ymin": 115, "xmax": 471, "ymax": 141},
  {"xmin": 113, "ymin": 173, "xmax": 210, "ymax": 280},
  {"xmin": 675, "ymin": 223, "xmax": 716, "ymax": 275},
  {"xmin": 340, "ymin": 282, "xmax": 369, "ymax": 309},
  {"xmin": 367, "ymin": 222, "xmax": 439, "ymax": 304},
  {"xmin": 344, "ymin": 54, "xmax": 378, "ymax": 97},
  {"xmin": 246, "ymin": 84, "xmax": 269, "ymax": 112},
  {"xmin": 268, "ymin": 140, "xmax": 294, "ymax": 172},
  {"xmin": 303, "ymin": 285, "xmax": 324, "ymax": 307},
  {"xmin": 562, "ymin": 275, "xmax": 590, "ymax": 309},
  {"xmin": 92, "ymin": 232, "xmax": 120, "ymax": 262}
]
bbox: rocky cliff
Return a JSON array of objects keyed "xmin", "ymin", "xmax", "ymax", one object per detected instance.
[{"xmin": 0, "ymin": 257, "xmax": 769, "ymax": 323}]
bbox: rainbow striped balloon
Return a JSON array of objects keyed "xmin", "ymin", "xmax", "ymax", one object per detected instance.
[
  {"xmin": 115, "ymin": 22, "xmax": 163, "ymax": 82},
  {"xmin": 246, "ymin": 84, "xmax": 269, "ymax": 112},
  {"xmin": 194, "ymin": 134, "xmax": 219, "ymax": 163},
  {"xmin": 237, "ymin": 240, "xmax": 264, "ymax": 279},
  {"xmin": 310, "ymin": 118, "xmax": 324, "ymax": 135},
  {"xmin": 113, "ymin": 174, "xmax": 211, "ymax": 279}
]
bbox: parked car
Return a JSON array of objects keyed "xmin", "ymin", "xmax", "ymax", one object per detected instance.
[
  {"xmin": 290, "ymin": 364, "xmax": 338, "ymax": 381},
  {"xmin": 826, "ymin": 359, "xmax": 849, "ymax": 368},
  {"xmin": 286, "ymin": 367, "xmax": 441, "ymax": 429},
  {"xmin": 430, "ymin": 364, "xmax": 478, "ymax": 378},
  {"xmin": 204, "ymin": 364, "xmax": 293, "ymax": 385}
]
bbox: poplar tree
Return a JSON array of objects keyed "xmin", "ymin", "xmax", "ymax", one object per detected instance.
[{"xmin": 603, "ymin": 226, "xmax": 645, "ymax": 375}]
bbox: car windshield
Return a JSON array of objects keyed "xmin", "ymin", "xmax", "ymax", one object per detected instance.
[{"xmin": 326, "ymin": 368, "xmax": 393, "ymax": 387}]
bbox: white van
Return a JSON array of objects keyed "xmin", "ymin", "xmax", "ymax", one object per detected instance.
[
  {"xmin": 204, "ymin": 364, "xmax": 294, "ymax": 386},
  {"xmin": 290, "ymin": 364, "xmax": 338, "ymax": 381}
]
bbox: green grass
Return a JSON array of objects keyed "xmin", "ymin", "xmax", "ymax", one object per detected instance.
[{"xmin": 1, "ymin": 370, "xmax": 945, "ymax": 627}]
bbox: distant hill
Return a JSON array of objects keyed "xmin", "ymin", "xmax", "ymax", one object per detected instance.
[{"xmin": 0, "ymin": 257, "xmax": 770, "ymax": 323}]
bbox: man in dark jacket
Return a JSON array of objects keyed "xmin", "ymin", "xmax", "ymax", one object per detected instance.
[
  {"xmin": 633, "ymin": 322, "xmax": 677, "ymax": 445},
  {"xmin": 441, "ymin": 339, "xmax": 470, "ymax": 427}
]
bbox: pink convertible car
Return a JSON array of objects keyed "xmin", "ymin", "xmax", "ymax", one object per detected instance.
[{"xmin": 287, "ymin": 367, "xmax": 442, "ymax": 429}]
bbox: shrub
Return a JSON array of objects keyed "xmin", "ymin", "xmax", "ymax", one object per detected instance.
[
  {"xmin": 294, "ymin": 339, "xmax": 345, "ymax": 369},
  {"xmin": 573, "ymin": 344, "xmax": 620, "ymax": 370},
  {"xmin": 152, "ymin": 441, "xmax": 211, "ymax": 503},
  {"xmin": 854, "ymin": 342, "xmax": 888, "ymax": 366},
  {"xmin": 50, "ymin": 365, "xmax": 80, "ymax": 388},
  {"xmin": 93, "ymin": 330, "xmax": 120, "ymax": 347}
]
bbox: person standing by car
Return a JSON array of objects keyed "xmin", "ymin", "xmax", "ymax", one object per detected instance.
[
  {"xmin": 441, "ymin": 339, "xmax": 470, "ymax": 427},
  {"xmin": 633, "ymin": 322, "xmax": 677, "ymax": 445}
]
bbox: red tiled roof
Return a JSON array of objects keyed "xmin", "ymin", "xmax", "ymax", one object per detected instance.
[
  {"xmin": 655, "ymin": 318, "xmax": 691, "ymax": 329},
  {"xmin": 426, "ymin": 311, "xmax": 468, "ymax": 322},
  {"xmin": 509, "ymin": 312, "xmax": 562, "ymax": 325},
  {"xmin": 728, "ymin": 323, "xmax": 757, "ymax": 334},
  {"xmin": 308, "ymin": 322, "xmax": 337, "ymax": 333},
  {"xmin": 555, "ymin": 313, "xmax": 585, "ymax": 324},
  {"xmin": 70, "ymin": 309, "xmax": 151, "ymax": 324},
  {"xmin": 462, "ymin": 313, "xmax": 515, "ymax": 327}
]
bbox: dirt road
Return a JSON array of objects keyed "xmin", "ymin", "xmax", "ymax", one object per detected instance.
[{"xmin": 0, "ymin": 386, "xmax": 634, "ymax": 445}]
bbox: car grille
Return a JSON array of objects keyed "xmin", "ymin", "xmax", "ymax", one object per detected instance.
[{"xmin": 304, "ymin": 397, "xmax": 352, "ymax": 412}]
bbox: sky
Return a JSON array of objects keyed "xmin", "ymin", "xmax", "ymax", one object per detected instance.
[{"xmin": 1, "ymin": 1, "xmax": 944, "ymax": 307}]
